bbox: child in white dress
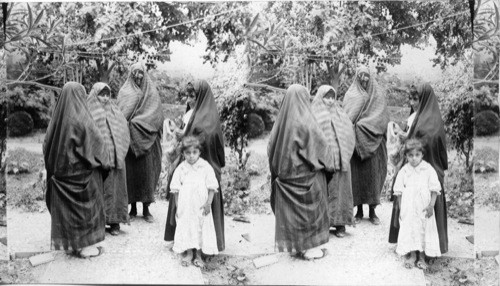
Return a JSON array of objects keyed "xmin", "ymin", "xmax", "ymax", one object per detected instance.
[
  {"xmin": 170, "ymin": 136, "xmax": 219, "ymax": 268},
  {"xmin": 394, "ymin": 139, "xmax": 441, "ymax": 270}
]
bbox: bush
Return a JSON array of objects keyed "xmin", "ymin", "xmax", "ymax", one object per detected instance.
[
  {"xmin": 446, "ymin": 159, "xmax": 474, "ymax": 221},
  {"xmin": 7, "ymin": 111, "xmax": 34, "ymax": 137},
  {"xmin": 247, "ymin": 113, "xmax": 265, "ymax": 138},
  {"xmin": 474, "ymin": 147, "xmax": 499, "ymax": 173},
  {"xmin": 221, "ymin": 157, "xmax": 251, "ymax": 215},
  {"xmin": 5, "ymin": 87, "xmax": 52, "ymax": 129},
  {"xmin": 475, "ymin": 110, "xmax": 500, "ymax": 136},
  {"xmin": 474, "ymin": 86, "xmax": 499, "ymax": 114}
]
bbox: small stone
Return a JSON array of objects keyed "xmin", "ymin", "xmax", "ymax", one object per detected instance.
[{"xmin": 19, "ymin": 161, "xmax": 30, "ymax": 173}]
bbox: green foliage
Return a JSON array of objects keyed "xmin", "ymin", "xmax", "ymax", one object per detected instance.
[
  {"xmin": 220, "ymin": 156, "xmax": 251, "ymax": 215},
  {"xmin": 434, "ymin": 57, "xmax": 473, "ymax": 170},
  {"xmin": 219, "ymin": 89, "xmax": 256, "ymax": 170},
  {"xmin": 3, "ymin": 87, "xmax": 51, "ymax": 129},
  {"xmin": 445, "ymin": 158, "xmax": 474, "ymax": 221},
  {"xmin": 475, "ymin": 110, "xmax": 500, "ymax": 136},
  {"xmin": 7, "ymin": 111, "xmax": 34, "ymax": 137},
  {"xmin": 247, "ymin": 113, "xmax": 265, "ymax": 138},
  {"xmin": 474, "ymin": 85, "xmax": 499, "ymax": 113}
]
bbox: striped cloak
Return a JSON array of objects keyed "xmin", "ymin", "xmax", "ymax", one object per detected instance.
[
  {"xmin": 88, "ymin": 82, "xmax": 131, "ymax": 224},
  {"xmin": 117, "ymin": 63, "xmax": 163, "ymax": 204},
  {"xmin": 312, "ymin": 85, "xmax": 356, "ymax": 226},
  {"xmin": 343, "ymin": 67, "xmax": 389, "ymax": 206}
]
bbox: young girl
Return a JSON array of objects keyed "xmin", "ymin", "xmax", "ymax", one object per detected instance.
[
  {"xmin": 393, "ymin": 139, "xmax": 441, "ymax": 269},
  {"xmin": 170, "ymin": 136, "xmax": 219, "ymax": 268}
]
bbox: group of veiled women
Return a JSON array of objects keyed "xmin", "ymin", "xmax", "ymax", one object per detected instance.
[
  {"xmin": 268, "ymin": 66, "xmax": 448, "ymax": 263},
  {"xmin": 43, "ymin": 63, "xmax": 448, "ymax": 267}
]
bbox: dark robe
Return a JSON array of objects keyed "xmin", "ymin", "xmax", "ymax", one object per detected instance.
[
  {"xmin": 389, "ymin": 83, "xmax": 449, "ymax": 254},
  {"xmin": 343, "ymin": 66, "xmax": 389, "ymax": 206},
  {"xmin": 43, "ymin": 82, "xmax": 109, "ymax": 251},
  {"xmin": 268, "ymin": 84, "xmax": 335, "ymax": 252},
  {"xmin": 117, "ymin": 63, "xmax": 164, "ymax": 204},
  {"xmin": 164, "ymin": 80, "xmax": 226, "ymax": 251}
]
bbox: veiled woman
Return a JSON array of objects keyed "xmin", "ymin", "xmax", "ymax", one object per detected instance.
[
  {"xmin": 117, "ymin": 63, "xmax": 164, "ymax": 223},
  {"xmin": 164, "ymin": 80, "xmax": 226, "ymax": 252},
  {"xmin": 44, "ymin": 82, "xmax": 109, "ymax": 258},
  {"xmin": 389, "ymin": 83, "xmax": 448, "ymax": 254},
  {"xmin": 312, "ymin": 85, "xmax": 356, "ymax": 237},
  {"xmin": 343, "ymin": 66, "xmax": 389, "ymax": 225},
  {"xmin": 268, "ymin": 84, "xmax": 335, "ymax": 260},
  {"xmin": 88, "ymin": 83, "xmax": 130, "ymax": 235}
]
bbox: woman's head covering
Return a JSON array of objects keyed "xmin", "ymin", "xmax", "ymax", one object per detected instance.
[
  {"xmin": 268, "ymin": 84, "xmax": 334, "ymax": 178},
  {"xmin": 117, "ymin": 62, "xmax": 164, "ymax": 157},
  {"xmin": 312, "ymin": 85, "xmax": 355, "ymax": 172},
  {"xmin": 183, "ymin": 80, "xmax": 225, "ymax": 179},
  {"xmin": 43, "ymin": 82, "xmax": 108, "ymax": 176},
  {"xmin": 408, "ymin": 83, "xmax": 448, "ymax": 180},
  {"xmin": 88, "ymin": 82, "xmax": 131, "ymax": 169},
  {"xmin": 343, "ymin": 66, "xmax": 389, "ymax": 160}
]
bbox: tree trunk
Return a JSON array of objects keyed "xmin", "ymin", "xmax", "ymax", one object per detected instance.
[{"xmin": 0, "ymin": 103, "xmax": 8, "ymax": 223}]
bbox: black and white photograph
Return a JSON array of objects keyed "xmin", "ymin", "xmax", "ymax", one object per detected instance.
[{"xmin": 0, "ymin": 0, "xmax": 497, "ymax": 285}]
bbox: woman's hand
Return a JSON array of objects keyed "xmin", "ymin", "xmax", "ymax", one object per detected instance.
[
  {"xmin": 200, "ymin": 203, "xmax": 211, "ymax": 216},
  {"xmin": 424, "ymin": 204, "xmax": 434, "ymax": 218}
]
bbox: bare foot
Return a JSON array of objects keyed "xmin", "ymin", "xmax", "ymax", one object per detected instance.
[
  {"xmin": 416, "ymin": 260, "xmax": 428, "ymax": 270},
  {"xmin": 303, "ymin": 248, "xmax": 327, "ymax": 260},
  {"xmin": 181, "ymin": 249, "xmax": 193, "ymax": 267},
  {"xmin": 404, "ymin": 252, "xmax": 416, "ymax": 269}
]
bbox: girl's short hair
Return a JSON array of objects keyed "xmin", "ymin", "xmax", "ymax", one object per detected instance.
[
  {"xmin": 404, "ymin": 138, "xmax": 425, "ymax": 155},
  {"xmin": 181, "ymin": 135, "xmax": 202, "ymax": 153}
]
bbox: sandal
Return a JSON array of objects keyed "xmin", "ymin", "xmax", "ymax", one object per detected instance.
[
  {"xmin": 415, "ymin": 260, "xmax": 428, "ymax": 270},
  {"xmin": 79, "ymin": 246, "xmax": 104, "ymax": 259},
  {"xmin": 193, "ymin": 257, "xmax": 206, "ymax": 269},
  {"xmin": 303, "ymin": 248, "xmax": 328, "ymax": 260}
]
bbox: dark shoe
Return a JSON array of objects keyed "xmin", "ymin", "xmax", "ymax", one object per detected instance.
[
  {"xmin": 334, "ymin": 226, "xmax": 346, "ymax": 238},
  {"xmin": 369, "ymin": 216, "xmax": 380, "ymax": 225},
  {"xmin": 354, "ymin": 215, "xmax": 362, "ymax": 224},
  {"xmin": 144, "ymin": 215, "xmax": 154, "ymax": 223},
  {"xmin": 109, "ymin": 224, "xmax": 120, "ymax": 236}
]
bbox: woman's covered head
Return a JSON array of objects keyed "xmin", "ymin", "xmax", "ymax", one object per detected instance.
[
  {"xmin": 322, "ymin": 88, "xmax": 337, "ymax": 107},
  {"xmin": 131, "ymin": 66, "xmax": 145, "ymax": 87},
  {"xmin": 356, "ymin": 67, "xmax": 370, "ymax": 91},
  {"xmin": 97, "ymin": 86, "xmax": 111, "ymax": 103},
  {"xmin": 185, "ymin": 82, "xmax": 196, "ymax": 109},
  {"xmin": 408, "ymin": 85, "xmax": 420, "ymax": 111}
]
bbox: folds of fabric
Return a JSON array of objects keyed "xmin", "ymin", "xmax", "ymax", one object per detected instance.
[
  {"xmin": 117, "ymin": 63, "xmax": 164, "ymax": 157},
  {"xmin": 126, "ymin": 137, "xmax": 162, "ymax": 204},
  {"xmin": 43, "ymin": 82, "xmax": 108, "ymax": 250},
  {"xmin": 351, "ymin": 141, "xmax": 387, "ymax": 206},
  {"xmin": 88, "ymin": 82, "xmax": 130, "ymax": 169},
  {"xmin": 326, "ymin": 168, "xmax": 354, "ymax": 226},
  {"xmin": 389, "ymin": 83, "xmax": 448, "ymax": 254},
  {"xmin": 267, "ymin": 84, "xmax": 335, "ymax": 252},
  {"xmin": 104, "ymin": 167, "xmax": 129, "ymax": 224},
  {"xmin": 165, "ymin": 80, "xmax": 226, "ymax": 251},
  {"xmin": 343, "ymin": 66, "xmax": 389, "ymax": 160},
  {"xmin": 49, "ymin": 170, "xmax": 105, "ymax": 250}
]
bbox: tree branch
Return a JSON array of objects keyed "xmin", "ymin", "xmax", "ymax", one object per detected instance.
[
  {"xmin": 243, "ymin": 83, "xmax": 286, "ymax": 92},
  {"xmin": 473, "ymin": 79, "xmax": 498, "ymax": 85},
  {"xmin": 6, "ymin": 80, "xmax": 62, "ymax": 92}
]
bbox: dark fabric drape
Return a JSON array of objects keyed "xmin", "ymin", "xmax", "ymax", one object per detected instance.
[
  {"xmin": 343, "ymin": 67, "xmax": 388, "ymax": 206},
  {"xmin": 389, "ymin": 83, "xmax": 449, "ymax": 254},
  {"xmin": 164, "ymin": 80, "xmax": 226, "ymax": 251},
  {"xmin": 117, "ymin": 63, "xmax": 163, "ymax": 204},
  {"xmin": 43, "ymin": 82, "xmax": 108, "ymax": 250},
  {"xmin": 267, "ymin": 84, "xmax": 335, "ymax": 252}
]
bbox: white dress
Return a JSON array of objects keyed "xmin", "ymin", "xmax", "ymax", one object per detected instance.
[
  {"xmin": 394, "ymin": 160, "xmax": 442, "ymax": 257},
  {"xmin": 170, "ymin": 158, "xmax": 219, "ymax": 255}
]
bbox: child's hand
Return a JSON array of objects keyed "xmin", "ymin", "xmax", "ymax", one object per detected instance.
[
  {"xmin": 200, "ymin": 203, "xmax": 211, "ymax": 216},
  {"xmin": 423, "ymin": 204, "xmax": 434, "ymax": 218}
]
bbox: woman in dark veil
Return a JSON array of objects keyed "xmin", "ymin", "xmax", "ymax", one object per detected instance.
[
  {"xmin": 164, "ymin": 80, "xmax": 226, "ymax": 252},
  {"xmin": 44, "ymin": 82, "xmax": 109, "ymax": 258},
  {"xmin": 389, "ymin": 83, "xmax": 449, "ymax": 255}
]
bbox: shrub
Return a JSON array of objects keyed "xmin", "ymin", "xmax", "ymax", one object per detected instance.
[
  {"xmin": 446, "ymin": 158, "xmax": 474, "ymax": 221},
  {"xmin": 219, "ymin": 89, "xmax": 256, "ymax": 169},
  {"xmin": 474, "ymin": 86, "xmax": 499, "ymax": 114},
  {"xmin": 7, "ymin": 111, "xmax": 34, "ymax": 137},
  {"xmin": 475, "ymin": 110, "xmax": 500, "ymax": 136},
  {"xmin": 5, "ymin": 87, "xmax": 52, "ymax": 129},
  {"xmin": 220, "ymin": 157, "xmax": 251, "ymax": 215},
  {"xmin": 474, "ymin": 147, "xmax": 499, "ymax": 173},
  {"xmin": 247, "ymin": 113, "xmax": 265, "ymax": 138}
]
